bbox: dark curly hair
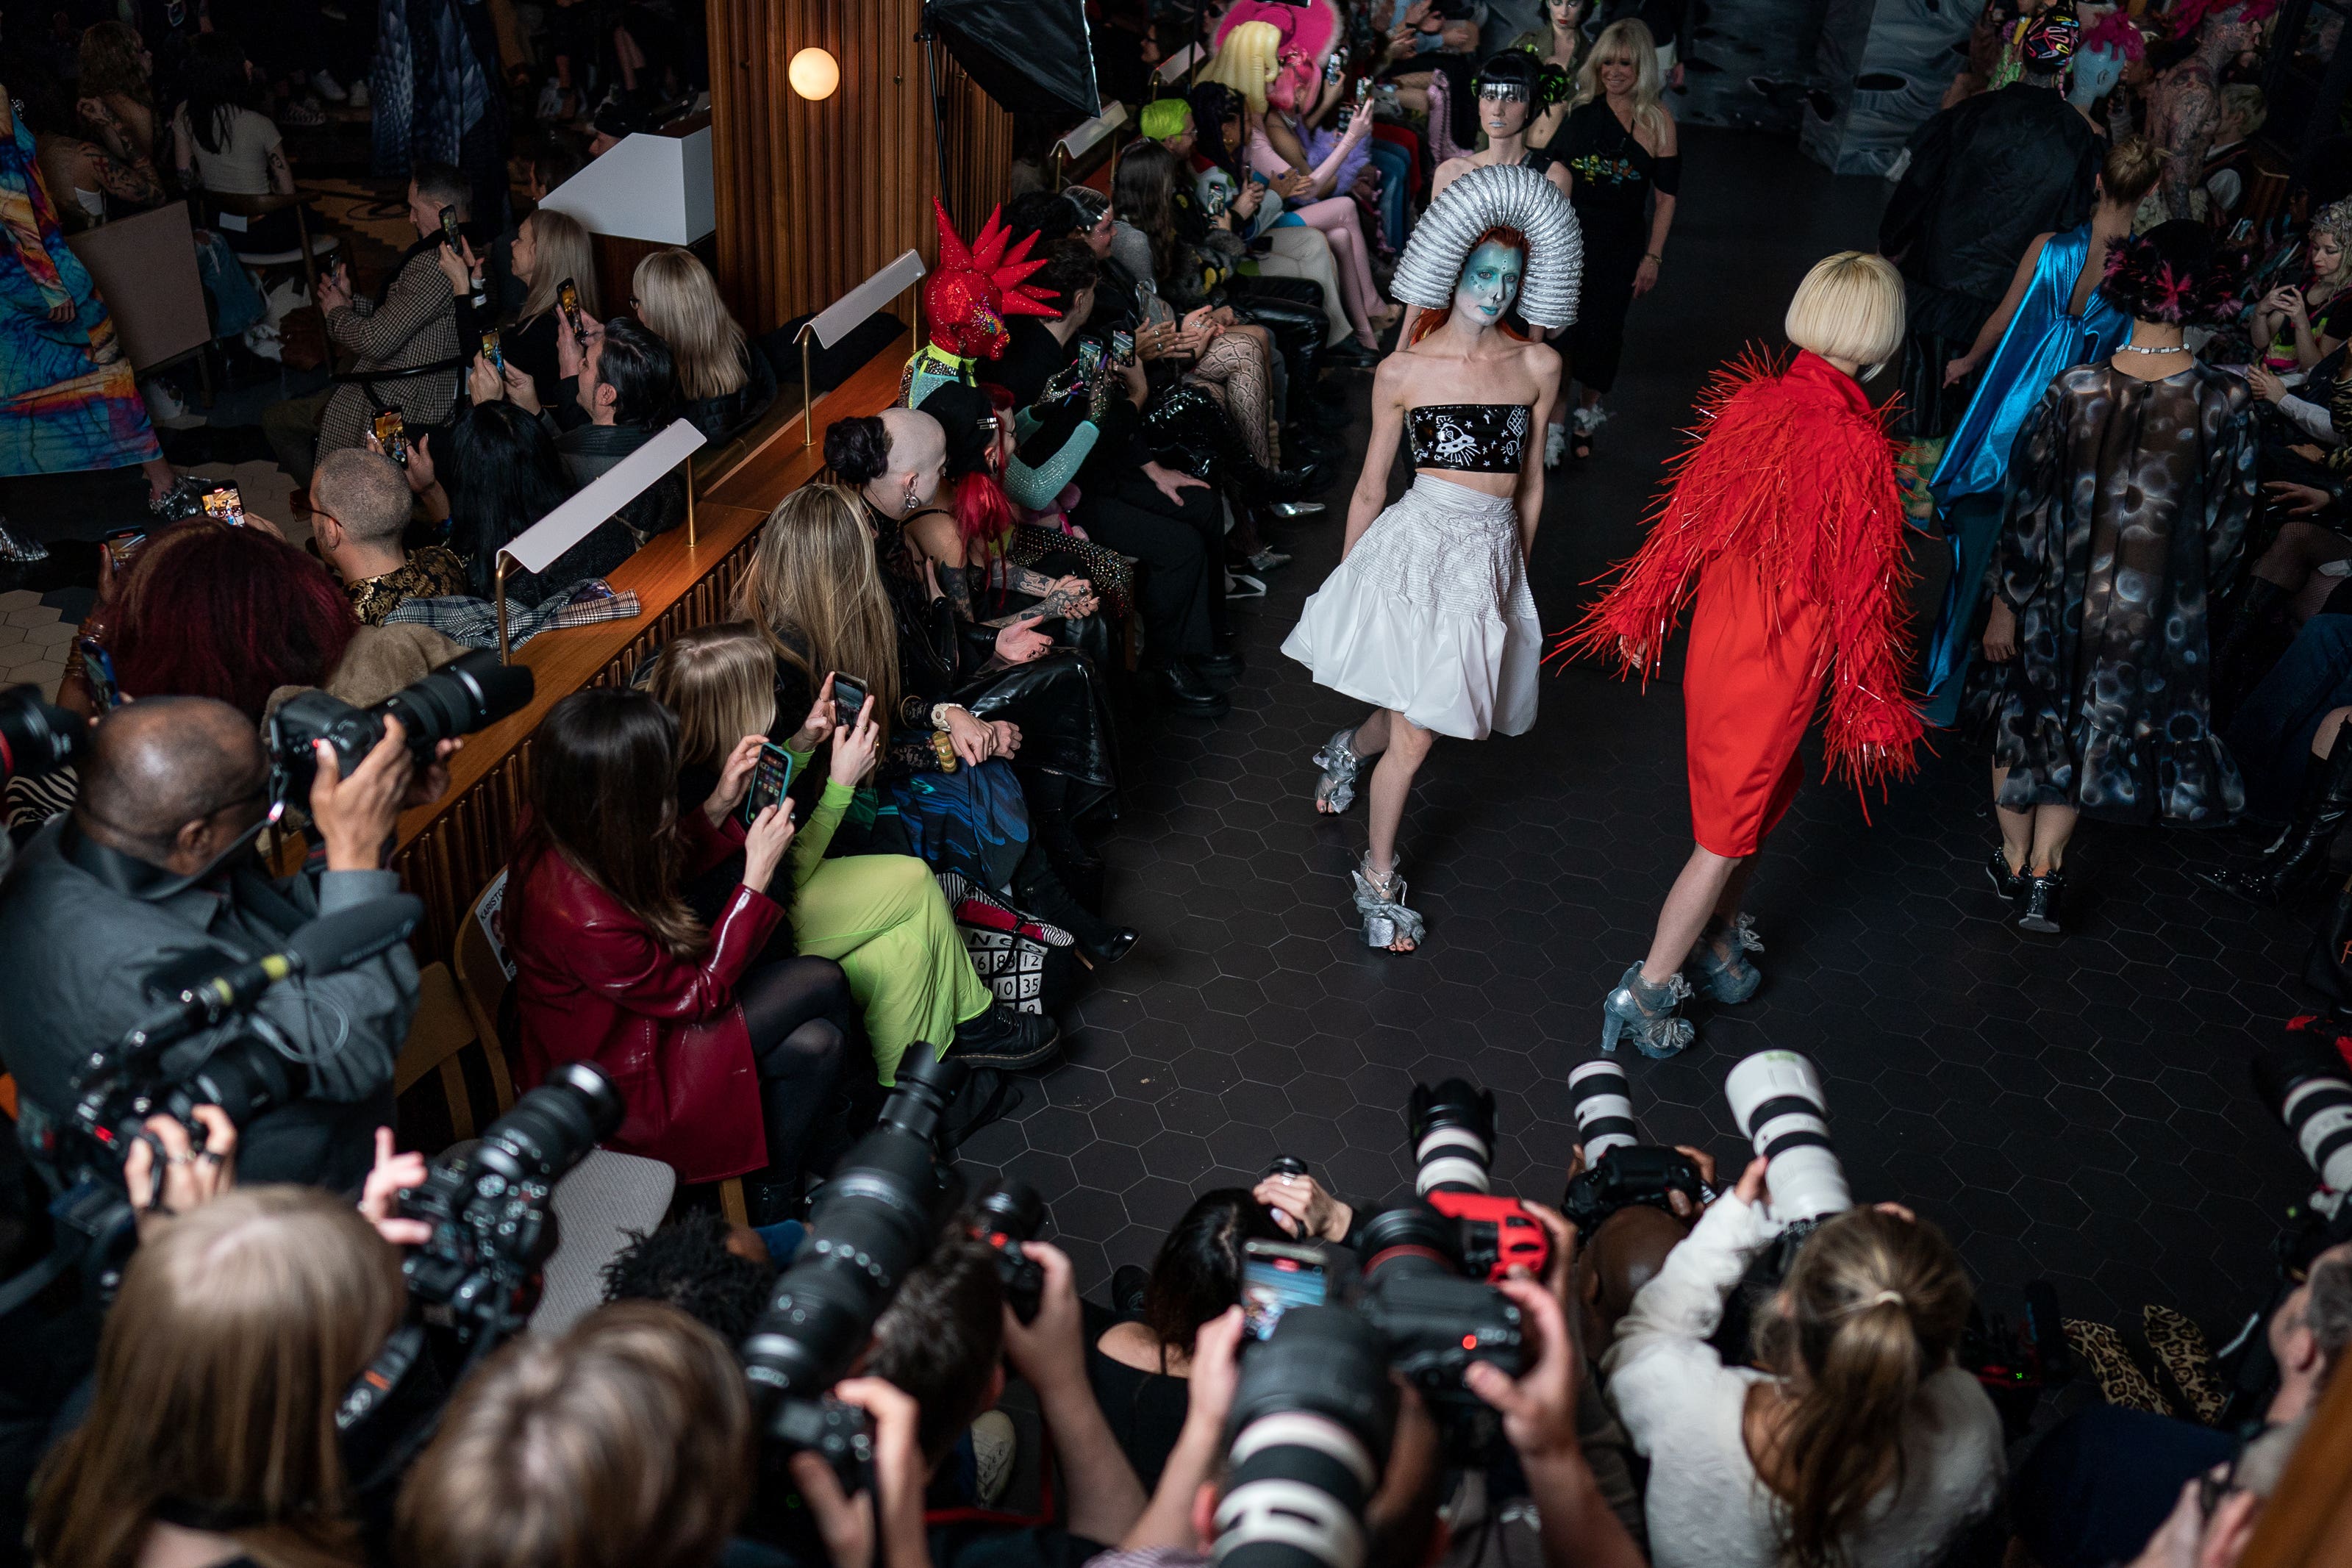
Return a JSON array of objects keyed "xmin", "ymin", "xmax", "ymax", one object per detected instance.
[
  {"xmin": 2101, "ymin": 219, "xmax": 2245, "ymax": 326},
  {"xmin": 599, "ymin": 1213, "xmax": 778, "ymax": 1342},
  {"xmin": 823, "ymin": 414, "xmax": 893, "ymax": 487}
]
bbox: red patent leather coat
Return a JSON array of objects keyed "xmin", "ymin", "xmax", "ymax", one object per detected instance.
[{"xmin": 502, "ymin": 812, "xmax": 782, "ymax": 1184}]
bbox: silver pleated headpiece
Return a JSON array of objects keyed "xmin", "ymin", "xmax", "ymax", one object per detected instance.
[{"xmin": 1390, "ymin": 162, "xmax": 1584, "ymax": 329}]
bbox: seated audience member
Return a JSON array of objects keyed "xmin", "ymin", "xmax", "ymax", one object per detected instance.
[
  {"xmin": 501, "ymin": 687, "xmax": 855, "ymax": 1214},
  {"xmin": 2220, "ymin": 615, "xmax": 2352, "ymax": 841},
  {"xmin": 601, "ymin": 1211, "xmax": 782, "ymax": 1340},
  {"xmin": 2009, "ymin": 1244, "xmax": 2352, "ymax": 1568},
  {"xmin": 310, "ymin": 447, "xmax": 466, "ymax": 623},
  {"xmin": 265, "ymin": 162, "xmax": 473, "ymax": 487},
  {"xmin": 652, "ymin": 616, "xmax": 1022, "ymax": 1085},
  {"xmin": 537, "ymin": 314, "xmax": 690, "ymax": 540},
  {"xmin": 634, "ymin": 246, "xmax": 776, "ymax": 443},
  {"xmin": 1091, "ymin": 1189, "xmax": 1285, "ymax": 1487},
  {"xmin": 77, "ymin": 21, "xmax": 162, "ymax": 165},
  {"xmin": 492, "ymin": 204, "xmax": 601, "ymax": 409},
  {"xmin": 21, "ymin": 76, "xmax": 162, "ymax": 232},
  {"xmin": 170, "ymin": 35, "xmax": 296, "ymax": 219},
  {"xmin": 1601, "ymin": 1163, "xmax": 2003, "ymax": 1568},
  {"xmin": 423, "ymin": 399, "xmax": 633, "ymax": 604},
  {"xmin": 0, "ymin": 698, "xmax": 435, "ymax": 1188},
  {"xmin": 864, "ymin": 1230, "xmax": 1150, "ymax": 1563},
  {"xmin": 30, "ymin": 1188, "xmax": 407, "ymax": 1568},
  {"xmin": 396, "ymin": 1303, "xmax": 751, "ymax": 1568}
]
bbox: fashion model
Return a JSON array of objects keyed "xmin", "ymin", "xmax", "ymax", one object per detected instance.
[
  {"xmin": 1972, "ymin": 221, "xmax": 2255, "ymax": 933},
  {"xmin": 1920, "ymin": 135, "xmax": 2163, "ymax": 726},
  {"xmin": 1284, "ymin": 162, "xmax": 1578, "ymax": 952},
  {"xmin": 1562, "ymin": 252, "xmax": 1922, "ymax": 1056}
]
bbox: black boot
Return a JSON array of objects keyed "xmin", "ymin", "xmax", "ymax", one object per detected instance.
[
  {"xmin": 2017, "ymin": 870, "xmax": 2066, "ymax": 934},
  {"xmin": 1017, "ymin": 845, "xmax": 1139, "ymax": 966},
  {"xmin": 2203, "ymin": 741, "xmax": 2352, "ymax": 904},
  {"xmin": 949, "ymin": 1002, "xmax": 1062, "ymax": 1070},
  {"xmin": 1147, "ymin": 661, "xmax": 1230, "ymax": 717}
]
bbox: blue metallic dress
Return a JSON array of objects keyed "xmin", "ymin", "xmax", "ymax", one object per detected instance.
[{"xmin": 1920, "ymin": 225, "xmax": 2132, "ymax": 725}]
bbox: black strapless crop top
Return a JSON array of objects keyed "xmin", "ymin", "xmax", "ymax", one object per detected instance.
[{"xmin": 1408, "ymin": 404, "xmax": 1533, "ymax": 473}]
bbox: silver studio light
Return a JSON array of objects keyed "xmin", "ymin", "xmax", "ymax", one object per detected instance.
[{"xmin": 1389, "ymin": 162, "xmax": 1584, "ymax": 329}]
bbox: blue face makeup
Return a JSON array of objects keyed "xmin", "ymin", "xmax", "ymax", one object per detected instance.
[{"xmin": 1454, "ymin": 241, "xmax": 1524, "ymax": 323}]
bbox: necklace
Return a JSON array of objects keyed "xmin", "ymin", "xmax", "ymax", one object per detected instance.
[{"xmin": 2117, "ymin": 340, "xmax": 2187, "ymax": 354}]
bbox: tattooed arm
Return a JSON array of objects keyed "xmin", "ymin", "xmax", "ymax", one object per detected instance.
[{"xmin": 2159, "ymin": 75, "xmax": 2218, "ymax": 221}]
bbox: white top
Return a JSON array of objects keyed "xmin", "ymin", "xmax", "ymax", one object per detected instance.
[
  {"xmin": 173, "ymin": 104, "xmax": 282, "ymax": 196},
  {"xmin": 2278, "ymin": 393, "xmax": 2340, "ymax": 446},
  {"xmin": 1600, "ymin": 1195, "xmax": 2005, "ymax": 1568}
]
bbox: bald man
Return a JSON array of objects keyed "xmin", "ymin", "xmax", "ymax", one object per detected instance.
[{"xmin": 0, "ymin": 696, "xmax": 432, "ymax": 1190}]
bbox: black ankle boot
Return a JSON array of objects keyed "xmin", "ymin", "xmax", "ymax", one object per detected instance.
[
  {"xmin": 950, "ymin": 1003, "xmax": 1062, "ymax": 1069},
  {"xmin": 2203, "ymin": 741, "xmax": 2352, "ymax": 904},
  {"xmin": 1017, "ymin": 851, "xmax": 1138, "ymax": 966},
  {"xmin": 2017, "ymin": 870, "xmax": 2066, "ymax": 934}
]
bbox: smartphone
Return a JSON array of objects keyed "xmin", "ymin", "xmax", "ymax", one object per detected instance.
[
  {"xmin": 77, "ymin": 637, "xmax": 123, "ymax": 709},
  {"xmin": 200, "ymin": 484, "xmax": 245, "ymax": 526},
  {"xmin": 1203, "ymin": 179, "xmax": 1232, "ymax": 218},
  {"xmin": 742, "ymin": 740, "xmax": 796, "ymax": 826},
  {"xmin": 2231, "ymin": 218, "xmax": 2256, "ymax": 246},
  {"xmin": 830, "ymin": 673, "xmax": 868, "ymax": 731},
  {"xmin": 1240, "ymin": 1239, "xmax": 1329, "ymax": 1342},
  {"xmin": 1112, "ymin": 327, "xmax": 1135, "ymax": 365},
  {"xmin": 373, "ymin": 409, "xmax": 407, "ymax": 465},
  {"xmin": 481, "ymin": 327, "xmax": 504, "ymax": 372},
  {"xmin": 101, "ymin": 527, "xmax": 146, "ymax": 573},
  {"xmin": 557, "ymin": 276, "xmax": 584, "ymax": 341},
  {"xmin": 1323, "ymin": 53, "xmax": 1345, "ymax": 85},
  {"xmin": 438, "ymin": 204, "xmax": 462, "ymax": 250}
]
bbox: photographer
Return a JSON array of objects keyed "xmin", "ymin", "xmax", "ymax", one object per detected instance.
[
  {"xmin": 1600, "ymin": 1159, "xmax": 2002, "ymax": 1568},
  {"xmin": 395, "ymin": 1302, "xmax": 757, "ymax": 1568},
  {"xmin": 0, "ymin": 697, "xmax": 446, "ymax": 1191},
  {"xmin": 862, "ymin": 1231, "xmax": 1148, "ymax": 1568},
  {"xmin": 27, "ymin": 1185, "xmax": 407, "ymax": 1568}
]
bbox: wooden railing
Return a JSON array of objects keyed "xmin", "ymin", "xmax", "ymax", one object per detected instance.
[{"xmin": 388, "ymin": 330, "xmax": 911, "ymax": 961}]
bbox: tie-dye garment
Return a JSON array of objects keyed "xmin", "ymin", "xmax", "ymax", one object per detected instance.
[{"xmin": 0, "ymin": 115, "xmax": 160, "ymax": 478}]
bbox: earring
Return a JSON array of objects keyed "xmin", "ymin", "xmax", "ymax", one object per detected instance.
[{"xmin": 902, "ymin": 482, "xmax": 921, "ymax": 512}]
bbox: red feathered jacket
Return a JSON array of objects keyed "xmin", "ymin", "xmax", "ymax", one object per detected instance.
[
  {"xmin": 502, "ymin": 811, "xmax": 782, "ymax": 1184},
  {"xmin": 1560, "ymin": 350, "xmax": 1922, "ymax": 831}
]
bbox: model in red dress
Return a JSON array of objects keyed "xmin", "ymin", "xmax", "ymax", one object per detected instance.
[{"xmin": 1559, "ymin": 252, "xmax": 1924, "ymax": 1056}]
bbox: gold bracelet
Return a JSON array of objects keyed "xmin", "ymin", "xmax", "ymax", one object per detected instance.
[{"xmin": 931, "ymin": 731, "xmax": 959, "ymax": 772}]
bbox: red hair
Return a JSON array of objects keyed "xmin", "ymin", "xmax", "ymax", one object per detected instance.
[
  {"xmin": 1408, "ymin": 224, "xmax": 1533, "ymax": 346},
  {"xmin": 105, "ymin": 523, "xmax": 359, "ymax": 721},
  {"xmin": 954, "ymin": 384, "xmax": 1019, "ymax": 562}
]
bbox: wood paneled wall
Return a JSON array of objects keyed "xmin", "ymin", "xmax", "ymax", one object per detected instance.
[{"xmin": 707, "ymin": 0, "xmax": 1014, "ymax": 336}]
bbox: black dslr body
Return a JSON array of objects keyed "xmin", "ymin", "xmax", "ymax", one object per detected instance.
[
  {"xmin": 1559, "ymin": 1059, "xmax": 1707, "ymax": 1234},
  {"xmin": 268, "ymin": 650, "xmax": 535, "ymax": 803},
  {"xmin": 1217, "ymin": 1306, "xmax": 1398, "ymax": 1568},
  {"xmin": 1353, "ymin": 1201, "xmax": 1525, "ymax": 1429},
  {"xmin": 976, "ymin": 1178, "xmax": 1048, "ymax": 1323},
  {"xmin": 742, "ymin": 1054, "xmax": 972, "ymax": 1477},
  {"xmin": 0, "ymin": 683, "xmax": 81, "ymax": 786}
]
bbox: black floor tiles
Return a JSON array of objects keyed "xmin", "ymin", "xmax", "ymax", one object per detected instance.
[{"xmin": 951, "ymin": 126, "xmax": 2322, "ymax": 1345}]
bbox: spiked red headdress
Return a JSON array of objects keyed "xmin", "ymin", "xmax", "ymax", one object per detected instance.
[{"xmin": 923, "ymin": 199, "xmax": 1058, "ymax": 362}]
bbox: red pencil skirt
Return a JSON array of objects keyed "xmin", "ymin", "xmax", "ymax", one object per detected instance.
[{"xmin": 1682, "ymin": 557, "xmax": 1829, "ymax": 859}]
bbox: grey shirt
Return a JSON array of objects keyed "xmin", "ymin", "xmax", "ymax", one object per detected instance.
[{"xmin": 0, "ymin": 820, "xmax": 418, "ymax": 1192}]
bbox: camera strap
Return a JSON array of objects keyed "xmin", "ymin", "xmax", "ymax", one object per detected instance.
[{"xmin": 58, "ymin": 816, "xmax": 277, "ymax": 905}]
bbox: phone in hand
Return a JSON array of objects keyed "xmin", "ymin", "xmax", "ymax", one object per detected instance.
[
  {"xmin": 557, "ymin": 276, "xmax": 584, "ymax": 341},
  {"xmin": 373, "ymin": 409, "xmax": 407, "ymax": 465},
  {"xmin": 1240, "ymin": 1239, "xmax": 1329, "ymax": 1342},
  {"xmin": 482, "ymin": 328, "xmax": 504, "ymax": 372},
  {"xmin": 201, "ymin": 484, "xmax": 245, "ymax": 526},
  {"xmin": 829, "ymin": 673, "xmax": 869, "ymax": 733},
  {"xmin": 1112, "ymin": 327, "xmax": 1136, "ymax": 365},
  {"xmin": 77, "ymin": 637, "xmax": 123, "ymax": 709},
  {"xmin": 742, "ymin": 740, "xmax": 797, "ymax": 826},
  {"xmin": 438, "ymin": 204, "xmax": 462, "ymax": 251},
  {"xmin": 101, "ymin": 527, "xmax": 147, "ymax": 573}
]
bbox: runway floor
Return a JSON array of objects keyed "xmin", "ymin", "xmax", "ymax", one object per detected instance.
[{"xmin": 954, "ymin": 124, "xmax": 2324, "ymax": 1343}]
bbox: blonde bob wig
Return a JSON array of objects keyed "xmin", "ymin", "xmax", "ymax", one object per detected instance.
[
  {"xmin": 1206, "ymin": 19, "xmax": 1283, "ymax": 114},
  {"xmin": 634, "ymin": 247, "xmax": 750, "ymax": 402},
  {"xmin": 1785, "ymin": 251, "xmax": 1905, "ymax": 373},
  {"xmin": 518, "ymin": 207, "xmax": 600, "ymax": 323}
]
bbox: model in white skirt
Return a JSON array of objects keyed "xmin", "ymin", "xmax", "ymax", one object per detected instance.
[{"xmin": 1282, "ymin": 163, "xmax": 1579, "ymax": 952}]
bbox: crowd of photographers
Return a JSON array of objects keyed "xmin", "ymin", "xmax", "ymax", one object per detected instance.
[{"xmin": 4, "ymin": 951, "xmax": 2351, "ymax": 1568}]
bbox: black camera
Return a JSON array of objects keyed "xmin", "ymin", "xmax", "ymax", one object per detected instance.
[
  {"xmin": 267, "ymin": 651, "xmax": 534, "ymax": 805},
  {"xmin": 1215, "ymin": 1306, "xmax": 1398, "ymax": 1568},
  {"xmin": 0, "ymin": 682, "xmax": 82, "ymax": 787},
  {"xmin": 742, "ymin": 1053, "xmax": 971, "ymax": 1479},
  {"xmin": 976, "ymin": 1178, "xmax": 1048, "ymax": 1325},
  {"xmin": 1354, "ymin": 1201, "xmax": 1526, "ymax": 1425},
  {"xmin": 397, "ymin": 1061, "xmax": 623, "ymax": 1339},
  {"xmin": 1559, "ymin": 1059, "xmax": 1708, "ymax": 1234}
]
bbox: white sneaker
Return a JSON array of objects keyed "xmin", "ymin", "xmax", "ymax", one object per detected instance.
[
  {"xmin": 969, "ymin": 1411, "xmax": 1017, "ymax": 1505},
  {"xmin": 347, "ymin": 79, "xmax": 371, "ymax": 109},
  {"xmin": 1544, "ymin": 423, "xmax": 1567, "ymax": 468},
  {"xmin": 310, "ymin": 69, "xmax": 348, "ymax": 101}
]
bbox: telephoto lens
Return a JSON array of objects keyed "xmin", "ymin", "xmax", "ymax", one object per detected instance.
[
  {"xmin": 268, "ymin": 651, "xmax": 536, "ymax": 803},
  {"xmin": 2252, "ymin": 1030, "xmax": 2352, "ymax": 1219},
  {"xmin": 1723, "ymin": 1050, "xmax": 1853, "ymax": 1227},
  {"xmin": 1215, "ymin": 1306, "xmax": 1398, "ymax": 1568},
  {"xmin": 1406, "ymin": 1078, "xmax": 1497, "ymax": 1195},
  {"xmin": 0, "ymin": 683, "xmax": 82, "ymax": 786},
  {"xmin": 1567, "ymin": 1059, "xmax": 1640, "ymax": 1164}
]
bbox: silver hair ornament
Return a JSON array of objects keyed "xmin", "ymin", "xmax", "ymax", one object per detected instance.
[{"xmin": 1390, "ymin": 162, "xmax": 1583, "ymax": 329}]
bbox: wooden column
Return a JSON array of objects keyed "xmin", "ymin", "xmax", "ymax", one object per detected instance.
[{"xmin": 707, "ymin": 0, "xmax": 1015, "ymax": 336}]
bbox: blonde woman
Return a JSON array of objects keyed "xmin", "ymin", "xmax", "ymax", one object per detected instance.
[
  {"xmin": 2249, "ymin": 197, "xmax": 2352, "ymax": 372},
  {"xmin": 633, "ymin": 246, "xmax": 776, "ymax": 442},
  {"xmin": 1565, "ymin": 254, "xmax": 1919, "ymax": 1055},
  {"xmin": 482, "ymin": 204, "xmax": 599, "ymax": 409},
  {"xmin": 1556, "ymin": 18, "xmax": 1680, "ymax": 460},
  {"xmin": 30, "ymin": 1187, "xmax": 407, "ymax": 1568}
]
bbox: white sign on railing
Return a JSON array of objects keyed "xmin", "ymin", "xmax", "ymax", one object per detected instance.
[
  {"xmin": 809, "ymin": 249, "xmax": 926, "ymax": 351},
  {"xmin": 1054, "ymin": 102, "xmax": 1128, "ymax": 163},
  {"xmin": 1157, "ymin": 43, "xmax": 1201, "ymax": 82},
  {"xmin": 502, "ymin": 418, "xmax": 707, "ymax": 574}
]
